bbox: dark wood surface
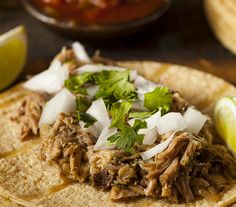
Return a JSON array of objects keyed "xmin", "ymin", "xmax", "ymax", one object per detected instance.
[{"xmin": 0, "ymin": 0, "xmax": 236, "ymax": 85}]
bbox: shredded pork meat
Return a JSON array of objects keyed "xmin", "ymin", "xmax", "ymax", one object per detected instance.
[
  {"xmin": 11, "ymin": 92, "xmax": 47, "ymax": 140},
  {"xmin": 39, "ymin": 113, "xmax": 95, "ymax": 182},
  {"xmin": 39, "ymin": 114, "xmax": 236, "ymax": 203}
]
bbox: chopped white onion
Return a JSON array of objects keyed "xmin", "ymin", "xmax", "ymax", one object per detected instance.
[
  {"xmin": 57, "ymin": 64, "xmax": 70, "ymax": 82},
  {"xmin": 137, "ymin": 93, "xmax": 145, "ymax": 102},
  {"xmin": 48, "ymin": 58, "xmax": 62, "ymax": 72},
  {"xmin": 86, "ymin": 98, "xmax": 110, "ymax": 133},
  {"xmin": 140, "ymin": 127, "xmax": 158, "ymax": 145},
  {"xmin": 138, "ymin": 111, "xmax": 161, "ymax": 145},
  {"xmin": 145, "ymin": 111, "xmax": 161, "ymax": 128},
  {"xmin": 131, "ymin": 100, "xmax": 147, "ymax": 111},
  {"xmin": 183, "ymin": 107, "xmax": 208, "ymax": 135},
  {"xmin": 72, "ymin": 42, "xmax": 91, "ymax": 63},
  {"xmin": 94, "ymin": 127, "xmax": 117, "ymax": 151},
  {"xmin": 86, "ymin": 85, "xmax": 99, "ymax": 98},
  {"xmin": 135, "ymin": 75, "xmax": 159, "ymax": 101},
  {"xmin": 23, "ymin": 64, "xmax": 69, "ymax": 93},
  {"xmin": 24, "ymin": 70, "xmax": 60, "ymax": 93},
  {"xmin": 156, "ymin": 112, "xmax": 187, "ymax": 135},
  {"xmin": 129, "ymin": 111, "xmax": 161, "ymax": 145},
  {"xmin": 39, "ymin": 89, "xmax": 76, "ymax": 126},
  {"xmin": 135, "ymin": 75, "xmax": 157, "ymax": 89},
  {"xmin": 76, "ymin": 64, "xmax": 127, "ymax": 74},
  {"xmin": 129, "ymin": 70, "xmax": 138, "ymax": 81},
  {"xmin": 140, "ymin": 131, "xmax": 176, "ymax": 160}
]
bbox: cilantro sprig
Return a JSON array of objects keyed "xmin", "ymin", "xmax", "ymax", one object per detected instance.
[
  {"xmin": 110, "ymin": 100, "xmax": 131, "ymax": 130},
  {"xmin": 108, "ymin": 119, "xmax": 147, "ymax": 153},
  {"xmin": 64, "ymin": 72, "xmax": 96, "ymax": 95},
  {"xmin": 95, "ymin": 70, "xmax": 137, "ymax": 106},
  {"xmin": 108, "ymin": 125, "xmax": 144, "ymax": 153},
  {"xmin": 75, "ymin": 98, "xmax": 96, "ymax": 127},
  {"xmin": 133, "ymin": 119, "xmax": 147, "ymax": 132},
  {"xmin": 144, "ymin": 87, "xmax": 172, "ymax": 114}
]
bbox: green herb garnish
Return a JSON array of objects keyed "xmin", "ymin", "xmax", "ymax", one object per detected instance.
[
  {"xmin": 65, "ymin": 70, "xmax": 137, "ymax": 107},
  {"xmin": 133, "ymin": 119, "xmax": 147, "ymax": 132},
  {"xmin": 65, "ymin": 72, "xmax": 95, "ymax": 94},
  {"xmin": 76, "ymin": 97, "xmax": 89, "ymax": 113},
  {"xmin": 110, "ymin": 100, "xmax": 132, "ymax": 129},
  {"xmin": 144, "ymin": 87, "xmax": 172, "ymax": 114},
  {"xmin": 75, "ymin": 98, "xmax": 96, "ymax": 127},
  {"xmin": 96, "ymin": 70, "xmax": 137, "ymax": 106},
  {"xmin": 129, "ymin": 111, "xmax": 154, "ymax": 119},
  {"xmin": 78, "ymin": 112, "xmax": 97, "ymax": 128},
  {"xmin": 108, "ymin": 125, "xmax": 144, "ymax": 153}
]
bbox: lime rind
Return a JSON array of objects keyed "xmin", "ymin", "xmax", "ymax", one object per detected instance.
[
  {"xmin": 214, "ymin": 97, "xmax": 236, "ymax": 153},
  {"xmin": 0, "ymin": 26, "xmax": 27, "ymax": 90}
]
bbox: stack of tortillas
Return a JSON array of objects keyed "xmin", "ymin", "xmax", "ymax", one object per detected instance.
[{"xmin": 204, "ymin": 0, "xmax": 236, "ymax": 55}]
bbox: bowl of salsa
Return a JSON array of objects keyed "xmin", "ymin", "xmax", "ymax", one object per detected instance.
[{"xmin": 22, "ymin": 0, "xmax": 171, "ymax": 39}]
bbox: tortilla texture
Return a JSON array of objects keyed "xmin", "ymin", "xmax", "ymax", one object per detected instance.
[
  {"xmin": 205, "ymin": 0, "xmax": 236, "ymax": 55},
  {"xmin": 0, "ymin": 61, "xmax": 236, "ymax": 207}
]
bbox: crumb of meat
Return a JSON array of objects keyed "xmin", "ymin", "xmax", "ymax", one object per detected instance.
[
  {"xmin": 170, "ymin": 92, "xmax": 188, "ymax": 113},
  {"xmin": 89, "ymin": 149, "xmax": 126, "ymax": 189},
  {"xmin": 92, "ymin": 169, "xmax": 114, "ymax": 190},
  {"xmin": 10, "ymin": 92, "xmax": 46, "ymax": 141},
  {"xmin": 117, "ymin": 164, "xmax": 136, "ymax": 185},
  {"xmin": 89, "ymin": 150, "xmax": 125, "ymax": 175},
  {"xmin": 56, "ymin": 47, "xmax": 84, "ymax": 74}
]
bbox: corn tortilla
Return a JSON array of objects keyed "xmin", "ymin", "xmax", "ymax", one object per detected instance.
[{"xmin": 0, "ymin": 61, "xmax": 236, "ymax": 207}]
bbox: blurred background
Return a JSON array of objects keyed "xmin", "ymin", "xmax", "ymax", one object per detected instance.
[{"xmin": 0, "ymin": 0, "xmax": 236, "ymax": 85}]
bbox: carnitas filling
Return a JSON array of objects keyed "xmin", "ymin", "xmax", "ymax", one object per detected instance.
[
  {"xmin": 39, "ymin": 113, "xmax": 236, "ymax": 203},
  {"xmin": 16, "ymin": 43, "xmax": 236, "ymax": 203}
]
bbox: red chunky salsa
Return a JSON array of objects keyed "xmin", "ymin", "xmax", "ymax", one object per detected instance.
[{"xmin": 32, "ymin": 0, "xmax": 166, "ymax": 25}]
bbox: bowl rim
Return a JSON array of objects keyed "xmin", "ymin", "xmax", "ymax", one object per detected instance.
[{"xmin": 22, "ymin": 0, "xmax": 172, "ymax": 32}]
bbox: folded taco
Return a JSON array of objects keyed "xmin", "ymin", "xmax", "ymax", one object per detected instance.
[{"xmin": 0, "ymin": 43, "xmax": 236, "ymax": 207}]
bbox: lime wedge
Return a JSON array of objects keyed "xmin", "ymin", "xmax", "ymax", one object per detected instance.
[
  {"xmin": 0, "ymin": 25, "xmax": 27, "ymax": 90},
  {"xmin": 214, "ymin": 97, "xmax": 236, "ymax": 153}
]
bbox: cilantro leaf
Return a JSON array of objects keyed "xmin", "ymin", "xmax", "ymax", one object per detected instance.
[
  {"xmin": 110, "ymin": 101, "xmax": 132, "ymax": 129},
  {"xmin": 144, "ymin": 87, "xmax": 172, "ymax": 114},
  {"xmin": 108, "ymin": 125, "xmax": 144, "ymax": 153},
  {"xmin": 95, "ymin": 70, "xmax": 137, "ymax": 106},
  {"xmin": 129, "ymin": 111, "xmax": 154, "ymax": 119},
  {"xmin": 76, "ymin": 97, "xmax": 90, "ymax": 113},
  {"xmin": 133, "ymin": 119, "xmax": 147, "ymax": 132},
  {"xmin": 79, "ymin": 112, "xmax": 97, "ymax": 128},
  {"xmin": 75, "ymin": 98, "xmax": 96, "ymax": 128},
  {"xmin": 65, "ymin": 72, "xmax": 95, "ymax": 94}
]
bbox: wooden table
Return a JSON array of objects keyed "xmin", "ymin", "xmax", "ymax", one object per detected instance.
[{"xmin": 0, "ymin": 0, "xmax": 236, "ymax": 85}]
